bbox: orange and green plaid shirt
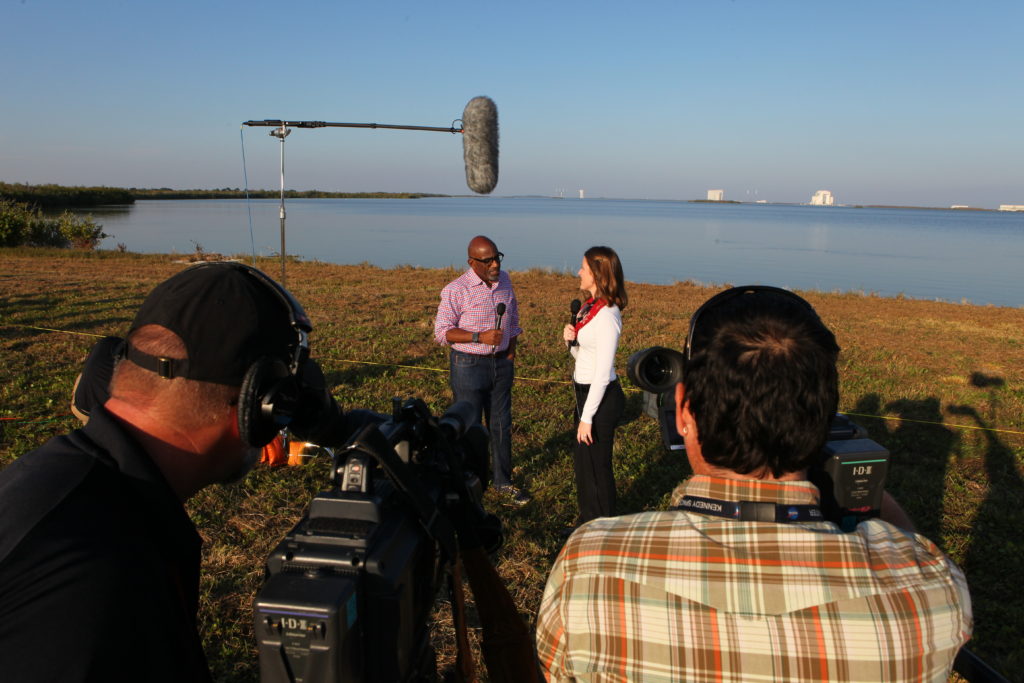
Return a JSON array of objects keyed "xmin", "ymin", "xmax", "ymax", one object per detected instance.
[{"xmin": 536, "ymin": 475, "xmax": 971, "ymax": 682}]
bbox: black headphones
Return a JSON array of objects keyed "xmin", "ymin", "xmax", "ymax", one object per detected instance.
[
  {"xmin": 119, "ymin": 262, "xmax": 316, "ymax": 449},
  {"xmin": 229, "ymin": 264, "xmax": 314, "ymax": 449},
  {"xmin": 685, "ymin": 285, "xmax": 816, "ymax": 361}
]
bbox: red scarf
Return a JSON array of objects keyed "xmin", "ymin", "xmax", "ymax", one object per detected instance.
[{"xmin": 574, "ymin": 297, "xmax": 607, "ymax": 335}]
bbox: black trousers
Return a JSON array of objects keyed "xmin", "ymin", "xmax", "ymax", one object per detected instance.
[{"xmin": 572, "ymin": 379, "xmax": 625, "ymax": 524}]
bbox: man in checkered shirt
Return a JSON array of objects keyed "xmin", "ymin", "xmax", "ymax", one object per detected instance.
[
  {"xmin": 536, "ymin": 287, "xmax": 971, "ymax": 682},
  {"xmin": 435, "ymin": 235, "xmax": 527, "ymax": 504}
]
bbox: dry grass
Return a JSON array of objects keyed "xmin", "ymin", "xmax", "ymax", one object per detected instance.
[{"xmin": 2, "ymin": 249, "xmax": 1022, "ymax": 681}]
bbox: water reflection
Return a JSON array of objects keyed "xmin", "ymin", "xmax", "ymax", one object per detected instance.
[{"xmin": 77, "ymin": 198, "xmax": 1024, "ymax": 307}]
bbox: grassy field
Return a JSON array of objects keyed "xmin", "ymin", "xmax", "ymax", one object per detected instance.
[{"xmin": 2, "ymin": 249, "xmax": 1022, "ymax": 681}]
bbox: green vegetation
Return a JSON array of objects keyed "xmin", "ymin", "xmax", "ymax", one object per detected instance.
[
  {"xmin": 131, "ymin": 188, "xmax": 449, "ymax": 200},
  {"xmin": 1, "ymin": 182, "xmax": 449, "ymax": 208},
  {"xmin": 1, "ymin": 251, "xmax": 1022, "ymax": 681},
  {"xmin": 0, "ymin": 198, "xmax": 108, "ymax": 248},
  {"xmin": 0, "ymin": 182, "xmax": 134, "ymax": 208}
]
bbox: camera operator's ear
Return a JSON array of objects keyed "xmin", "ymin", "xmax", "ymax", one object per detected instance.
[
  {"xmin": 238, "ymin": 357, "xmax": 294, "ymax": 448},
  {"xmin": 674, "ymin": 383, "xmax": 689, "ymax": 441}
]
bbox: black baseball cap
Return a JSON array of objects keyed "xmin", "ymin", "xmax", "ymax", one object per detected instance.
[
  {"xmin": 126, "ymin": 262, "xmax": 310, "ymax": 386},
  {"xmin": 73, "ymin": 336, "xmax": 124, "ymax": 417}
]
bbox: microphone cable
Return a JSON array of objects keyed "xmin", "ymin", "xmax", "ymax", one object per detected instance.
[{"xmin": 239, "ymin": 126, "xmax": 257, "ymax": 268}]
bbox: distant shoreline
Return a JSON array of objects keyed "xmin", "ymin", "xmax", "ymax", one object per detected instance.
[{"xmin": 3, "ymin": 182, "xmax": 1019, "ymax": 212}]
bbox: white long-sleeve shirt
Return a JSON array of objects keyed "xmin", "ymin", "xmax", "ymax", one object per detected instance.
[{"xmin": 570, "ymin": 304, "xmax": 621, "ymax": 424}]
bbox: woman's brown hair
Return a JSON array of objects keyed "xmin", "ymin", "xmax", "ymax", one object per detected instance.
[{"xmin": 584, "ymin": 245, "xmax": 628, "ymax": 310}]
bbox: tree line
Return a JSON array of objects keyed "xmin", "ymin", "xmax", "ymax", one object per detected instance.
[{"xmin": 1, "ymin": 182, "xmax": 449, "ymax": 208}]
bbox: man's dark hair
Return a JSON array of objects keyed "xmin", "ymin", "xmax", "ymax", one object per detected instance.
[{"xmin": 683, "ymin": 289, "xmax": 840, "ymax": 477}]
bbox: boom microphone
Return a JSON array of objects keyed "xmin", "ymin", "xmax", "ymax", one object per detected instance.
[{"xmin": 462, "ymin": 96, "xmax": 499, "ymax": 194}]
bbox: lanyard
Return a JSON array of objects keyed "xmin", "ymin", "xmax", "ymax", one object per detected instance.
[{"xmin": 674, "ymin": 495, "xmax": 824, "ymax": 523}]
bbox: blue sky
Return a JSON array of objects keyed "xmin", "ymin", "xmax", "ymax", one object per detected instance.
[{"xmin": 2, "ymin": 0, "xmax": 1021, "ymax": 207}]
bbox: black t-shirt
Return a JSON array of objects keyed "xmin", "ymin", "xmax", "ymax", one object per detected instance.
[{"xmin": 0, "ymin": 407, "xmax": 212, "ymax": 682}]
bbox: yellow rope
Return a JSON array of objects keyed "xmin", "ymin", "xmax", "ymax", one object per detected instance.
[
  {"xmin": 12, "ymin": 325, "xmax": 106, "ymax": 338},
  {"xmin": 842, "ymin": 412, "xmax": 1024, "ymax": 437}
]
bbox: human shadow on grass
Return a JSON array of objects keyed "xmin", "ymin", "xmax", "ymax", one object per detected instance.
[
  {"xmin": 855, "ymin": 382, "xmax": 1022, "ymax": 679},
  {"xmin": 948, "ymin": 372, "xmax": 1024, "ymax": 678},
  {"xmin": 849, "ymin": 393, "xmax": 957, "ymax": 543}
]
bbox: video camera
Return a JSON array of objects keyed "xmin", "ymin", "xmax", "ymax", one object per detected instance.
[
  {"xmin": 627, "ymin": 346, "xmax": 889, "ymax": 531},
  {"xmin": 254, "ymin": 397, "xmax": 502, "ymax": 683}
]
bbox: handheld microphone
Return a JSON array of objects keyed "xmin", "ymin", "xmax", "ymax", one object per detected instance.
[
  {"xmin": 495, "ymin": 302, "xmax": 506, "ymax": 329},
  {"xmin": 462, "ymin": 96, "xmax": 499, "ymax": 194},
  {"xmin": 569, "ymin": 299, "xmax": 581, "ymax": 346}
]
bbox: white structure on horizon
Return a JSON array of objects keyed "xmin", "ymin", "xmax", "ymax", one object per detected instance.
[
  {"xmin": 810, "ymin": 190, "xmax": 835, "ymax": 206},
  {"xmin": 707, "ymin": 189, "xmax": 724, "ymax": 201},
  {"xmin": 579, "ymin": 189, "xmax": 585, "ymax": 199},
  {"xmin": 999, "ymin": 204, "xmax": 1024, "ymax": 211}
]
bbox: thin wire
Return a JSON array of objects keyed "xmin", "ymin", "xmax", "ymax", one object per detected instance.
[
  {"xmin": 10, "ymin": 325, "xmax": 105, "ymax": 338},
  {"xmin": 842, "ymin": 411, "xmax": 1024, "ymax": 436},
  {"xmin": 239, "ymin": 126, "xmax": 257, "ymax": 268}
]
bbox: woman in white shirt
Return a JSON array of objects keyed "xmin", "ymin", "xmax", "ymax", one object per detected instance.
[{"xmin": 562, "ymin": 246, "xmax": 628, "ymax": 526}]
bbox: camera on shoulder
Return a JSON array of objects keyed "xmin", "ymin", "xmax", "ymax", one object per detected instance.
[{"xmin": 254, "ymin": 397, "xmax": 502, "ymax": 683}]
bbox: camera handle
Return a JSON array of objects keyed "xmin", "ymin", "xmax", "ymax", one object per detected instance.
[{"xmin": 340, "ymin": 423, "xmax": 459, "ymax": 561}]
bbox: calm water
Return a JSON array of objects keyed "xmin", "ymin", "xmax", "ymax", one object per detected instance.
[{"xmin": 86, "ymin": 198, "xmax": 1024, "ymax": 307}]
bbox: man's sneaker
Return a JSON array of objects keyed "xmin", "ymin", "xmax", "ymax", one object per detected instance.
[{"xmin": 497, "ymin": 485, "xmax": 531, "ymax": 506}]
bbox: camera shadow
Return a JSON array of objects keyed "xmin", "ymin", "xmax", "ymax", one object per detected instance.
[{"xmin": 948, "ymin": 372, "xmax": 1024, "ymax": 677}]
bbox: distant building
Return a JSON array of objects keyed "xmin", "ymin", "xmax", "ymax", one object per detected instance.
[
  {"xmin": 707, "ymin": 189, "xmax": 724, "ymax": 201},
  {"xmin": 810, "ymin": 190, "xmax": 835, "ymax": 206},
  {"xmin": 951, "ymin": 205, "xmax": 970, "ymax": 209},
  {"xmin": 999, "ymin": 204, "xmax": 1024, "ymax": 211},
  {"xmin": 579, "ymin": 189, "xmax": 585, "ymax": 199}
]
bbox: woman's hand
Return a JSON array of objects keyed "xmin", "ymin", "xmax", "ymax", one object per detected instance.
[
  {"xmin": 577, "ymin": 421, "xmax": 593, "ymax": 445},
  {"xmin": 563, "ymin": 324, "xmax": 577, "ymax": 343}
]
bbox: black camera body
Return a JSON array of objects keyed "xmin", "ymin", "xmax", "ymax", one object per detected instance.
[
  {"xmin": 627, "ymin": 347, "xmax": 889, "ymax": 530},
  {"xmin": 254, "ymin": 398, "xmax": 497, "ymax": 683}
]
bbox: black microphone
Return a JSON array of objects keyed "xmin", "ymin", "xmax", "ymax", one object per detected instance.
[
  {"xmin": 495, "ymin": 302, "xmax": 506, "ymax": 329},
  {"xmin": 569, "ymin": 299, "xmax": 581, "ymax": 347},
  {"xmin": 462, "ymin": 96, "xmax": 499, "ymax": 194}
]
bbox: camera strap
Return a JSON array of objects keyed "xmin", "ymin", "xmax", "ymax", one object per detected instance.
[{"xmin": 674, "ymin": 495, "xmax": 824, "ymax": 523}]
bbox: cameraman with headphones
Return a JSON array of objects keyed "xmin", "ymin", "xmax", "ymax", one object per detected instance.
[
  {"xmin": 536, "ymin": 286, "xmax": 972, "ymax": 682},
  {"xmin": 0, "ymin": 263, "xmax": 343, "ymax": 682}
]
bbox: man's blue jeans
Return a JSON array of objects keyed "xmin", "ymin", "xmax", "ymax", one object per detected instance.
[{"xmin": 449, "ymin": 350, "xmax": 514, "ymax": 488}]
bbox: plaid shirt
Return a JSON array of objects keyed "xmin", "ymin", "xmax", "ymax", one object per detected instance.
[
  {"xmin": 434, "ymin": 268, "xmax": 521, "ymax": 354},
  {"xmin": 536, "ymin": 475, "xmax": 972, "ymax": 683}
]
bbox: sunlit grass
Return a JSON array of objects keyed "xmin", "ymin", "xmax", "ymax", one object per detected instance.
[{"xmin": 2, "ymin": 249, "xmax": 1022, "ymax": 680}]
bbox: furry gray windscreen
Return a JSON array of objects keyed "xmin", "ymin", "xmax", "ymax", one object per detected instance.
[{"xmin": 462, "ymin": 96, "xmax": 499, "ymax": 194}]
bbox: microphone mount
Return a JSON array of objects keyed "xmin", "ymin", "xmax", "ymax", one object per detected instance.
[
  {"xmin": 244, "ymin": 119, "xmax": 464, "ymax": 134},
  {"xmin": 241, "ymin": 116, "xmax": 471, "ymax": 286}
]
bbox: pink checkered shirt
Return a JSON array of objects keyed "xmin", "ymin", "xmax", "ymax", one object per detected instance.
[{"xmin": 434, "ymin": 268, "xmax": 521, "ymax": 354}]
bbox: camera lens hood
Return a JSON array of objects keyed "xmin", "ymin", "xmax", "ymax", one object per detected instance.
[{"xmin": 626, "ymin": 346, "xmax": 685, "ymax": 394}]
